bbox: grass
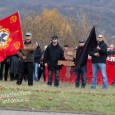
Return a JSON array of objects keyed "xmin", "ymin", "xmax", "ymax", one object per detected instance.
[{"xmin": 0, "ymin": 80, "xmax": 115, "ymax": 115}]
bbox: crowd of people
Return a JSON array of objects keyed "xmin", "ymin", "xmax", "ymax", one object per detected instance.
[{"xmin": 0, "ymin": 32, "xmax": 115, "ymax": 89}]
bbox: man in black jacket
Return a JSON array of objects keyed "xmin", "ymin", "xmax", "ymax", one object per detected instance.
[
  {"xmin": 44, "ymin": 35, "xmax": 64, "ymax": 87},
  {"xmin": 75, "ymin": 40, "xmax": 87, "ymax": 88},
  {"xmin": 90, "ymin": 34, "xmax": 108, "ymax": 89}
]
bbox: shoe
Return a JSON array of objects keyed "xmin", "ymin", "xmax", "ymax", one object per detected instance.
[
  {"xmin": 47, "ymin": 84, "xmax": 52, "ymax": 87},
  {"xmin": 102, "ymin": 87, "xmax": 108, "ymax": 89},
  {"xmin": 10, "ymin": 79, "xmax": 13, "ymax": 81},
  {"xmin": 81, "ymin": 85, "xmax": 86, "ymax": 88},
  {"xmin": 54, "ymin": 85, "xmax": 58, "ymax": 87},
  {"xmin": 16, "ymin": 82, "xmax": 21, "ymax": 85},
  {"xmin": 90, "ymin": 86, "xmax": 96, "ymax": 89},
  {"xmin": 47, "ymin": 82, "xmax": 52, "ymax": 86},
  {"xmin": 28, "ymin": 84, "xmax": 33, "ymax": 86},
  {"xmin": 75, "ymin": 84, "xmax": 79, "ymax": 88}
]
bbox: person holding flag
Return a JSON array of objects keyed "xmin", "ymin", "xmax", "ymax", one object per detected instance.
[
  {"xmin": 75, "ymin": 39, "xmax": 87, "ymax": 88},
  {"xmin": 16, "ymin": 32, "xmax": 37, "ymax": 86},
  {"xmin": 74, "ymin": 26, "xmax": 99, "ymax": 89}
]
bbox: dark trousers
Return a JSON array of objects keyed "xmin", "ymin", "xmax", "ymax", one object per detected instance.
[
  {"xmin": 38, "ymin": 65, "xmax": 46, "ymax": 81},
  {"xmin": 10, "ymin": 73, "xmax": 18, "ymax": 81},
  {"xmin": 0, "ymin": 62, "xmax": 10, "ymax": 81},
  {"xmin": 17, "ymin": 62, "xmax": 33, "ymax": 85},
  {"xmin": 75, "ymin": 65, "xmax": 86, "ymax": 87},
  {"xmin": 47, "ymin": 69, "xmax": 60, "ymax": 86}
]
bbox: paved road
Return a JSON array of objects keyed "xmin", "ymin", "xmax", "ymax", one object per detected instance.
[{"xmin": 0, "ymin": 110, "xmax": 100, "ymax": 115}]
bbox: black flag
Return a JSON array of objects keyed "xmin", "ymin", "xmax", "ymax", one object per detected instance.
[{"xmin": 76, "ymin": 26, "xmax": 97, "ymax": 70}]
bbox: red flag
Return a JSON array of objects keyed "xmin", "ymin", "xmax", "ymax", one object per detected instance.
[{"xmin": 0, "ymin": 12, "xmax": 24, "ymax": 62}]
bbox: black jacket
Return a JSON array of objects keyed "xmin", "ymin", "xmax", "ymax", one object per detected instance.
[
  {"xmin": 89, "ymin": 41, "xmax": 107, "ymax": 63},
  {"xmin": 34, "ymin": 45, "xmax": 42, "ymax": 63},
  {"xmin": 44, "ymin": 43, "xmax": 64, "ymax": 70}
]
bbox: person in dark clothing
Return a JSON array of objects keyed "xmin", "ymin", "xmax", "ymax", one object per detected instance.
[
  {"xmin": 38, "ymin": 45, "xmax": 48, "ymax": 81},
  {"xmin": 89, "ymin": 34, "xmax": 108, "ymax": 89},
  {"xmin": 75, "ymin": 40, "xmax": 87, "ymax": 88},
  {"xmin": 10, "ymin": 54, "xmax": 20, "ymax": 81},
  {"xmin": 33, "ymin": 44, "xmax": 42, "ymax": 81},
  {"xmin": 44, "ymin": 35, "xmax": 64, "ymax": 87},
  {"xmin": 17, "ymin": 32, "xmax": 37, "ymax": 86},
  {"xmin": 0, "ymin": 57, "xmax": 10, "ymax": 81},
  {"xmin": 107, "ymin": 44, "xmax": 115, "ymax": 56}
]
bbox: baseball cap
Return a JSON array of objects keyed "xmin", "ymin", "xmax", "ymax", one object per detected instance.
[
  {"xmin": 79, "ymin": 39, "xmax": 85, "ymax": 43},
  {"xmin": 26, "ymin": 32, "xmax": 32, "ymax": 36},
  {"xmin": 52, "ymin": 35, "xmax": 58, "ymax": 39}
]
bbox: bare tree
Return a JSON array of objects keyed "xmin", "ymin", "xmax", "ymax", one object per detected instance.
[{"xmin": 21, "ymin": 9, "xmax": 92, "ymax": 48}]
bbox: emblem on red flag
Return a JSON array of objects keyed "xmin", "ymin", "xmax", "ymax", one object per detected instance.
[
  {"xmin": 10, "ymin": 15, "xmax": 17, "ymax": 23},
  {"xmin": 0, "ymin": 28, "xmax": 12, "ymax": 50},
  {"xmin": 0, "ymin": 12, "xmax": 24, "ymax": 62}
]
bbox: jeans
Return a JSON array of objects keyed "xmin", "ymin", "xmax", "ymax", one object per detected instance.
[
  {"xmin": 75, "ymin": 65, "xmax": 86, "ymax": 87},
  {"xmin": 33, "ymin": 63, "xmax": 40, "ymax": 81},
  {"xmin": 91, "ymin": 63, "xmax": 108, "ymax": 88},
  {"xmin": 47, "ymin": 69, "xmax": 60, "ymax": 86}
]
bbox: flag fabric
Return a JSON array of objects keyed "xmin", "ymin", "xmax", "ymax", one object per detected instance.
[
  {"xmin": 0, "ymin": 12, "xmax": 23, "ymax": 62},
  {"xmin": 75, "ymin": 26, "xmax": 97, "ymax": 70}
]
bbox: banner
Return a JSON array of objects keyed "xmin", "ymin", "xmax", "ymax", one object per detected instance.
[
  {"xmin": 0, "ymin": 12, "xmax": 23, "ymax": 62},
  {"xmin": 46, "ymin": 56, "xmax": 115, "ymax": 85}
]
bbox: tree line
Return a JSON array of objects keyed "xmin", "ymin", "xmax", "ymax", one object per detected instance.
[{"xmin": 21, "ymin": 9, "xmax": 92, "ymax": 48}]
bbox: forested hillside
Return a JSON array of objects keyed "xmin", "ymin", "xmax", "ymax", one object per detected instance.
[{"xmin": 0, "ymin": 0, "xmax": 115, "ymax": 41}]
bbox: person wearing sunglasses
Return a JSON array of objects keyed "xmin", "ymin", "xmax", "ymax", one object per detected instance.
[
  {"xmin": 90, "ymin": 34, "xmax": 108, "ymax": 89},
  {"xmin": 44, "ymin": 35, "xmax": 64, "ymax": 87}
]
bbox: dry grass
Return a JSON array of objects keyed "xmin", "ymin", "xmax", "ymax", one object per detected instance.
[{"xmin": 0, "ymin": 80, "xmax": 115, "ymax": 115}]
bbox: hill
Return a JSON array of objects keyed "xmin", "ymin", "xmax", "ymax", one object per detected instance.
[{"xmin": 0, "ymin": 0, "xmax": 115, "ymax": 41}]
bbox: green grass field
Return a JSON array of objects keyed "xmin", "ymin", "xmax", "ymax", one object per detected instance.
[{"xmin": 0, "ymin": 80, "xmax": 115, "ymax": 115}]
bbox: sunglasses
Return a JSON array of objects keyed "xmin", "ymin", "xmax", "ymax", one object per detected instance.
[
  {"xmin": 98, "ymin": 37, "xmax": 103, "ymax": 38},
  {"xmin": 52, "ymin": 38, "xmax": 57, "ymax": 40},
  {"xmin": 26, "ymin": 35, "xmax": 31, "ymax": 37}
]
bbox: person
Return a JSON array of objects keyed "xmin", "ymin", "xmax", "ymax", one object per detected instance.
[
  {"xmin": 10, "ymin": 54, "xmax": 20, "ymax": 81},
  {"xmin": 17, "ymin": 32, "xmax": 37, "ymax": 86},
  {"xmin": 64, "ymin": 45, "xmax": 71, "ymax": 82},
  {"xmin": 38, "ymin": 45, "xmax": 48, "ymax": 82},
  {"xmin": 33, "ymin": 44, "xmax": 42, "ymax": 81},
  {"xmin": 74, "ymin": 39, "xmax": 87, "ymax": 88},
  {"xmin": 63, "ymin": 45, "xmax": 69, "ymax": 51},
  {"xmin": 0, "ymin": 57, "xmax": 10, "ymax": 81},
  {"xmin": 107, "ymin": 44, "xmax": 115, "ymax": 85},
  {"xmin": 107, "ymin": 44, "xmax": 115, "ymax": 56},
  {"xmin": 89, "ymin": 34, "xmax": 108, "ymax": 89},
  {"xmin": 44, "ymin": 35, "xmax": 64, "ymax": 87}
]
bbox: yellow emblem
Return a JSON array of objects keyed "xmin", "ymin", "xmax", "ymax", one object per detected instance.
[
  {"xmin": 10, "ymin": 15, "xmax": 17, "ymax": 23},
  {"xmin": 0, "ymin": 28, "xmax": 12, "ymax": 50},
  {"xmin": 14, "ymin": 42, "xmax": 20, "ymax": 50}
]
